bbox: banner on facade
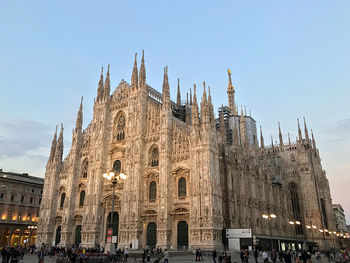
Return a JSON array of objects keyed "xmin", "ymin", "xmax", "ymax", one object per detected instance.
[
  {"xmin": 107, "ymin": 229, "xmax": 113, "ymax": 236},
  {"xmin": 112, "ymin": 236, "xmax": 117, "ymax": 244},
  {"xmin": 226, "ymin": 229, "xmax": 252, "ymax": 238},
  {"xmin": 107, "ymin": 236, "xmax": 112, "ymax": 243}
]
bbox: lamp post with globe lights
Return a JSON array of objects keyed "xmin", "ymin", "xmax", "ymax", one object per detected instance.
[
  {"xmin": 103, "ymin": 168, "xmax": 126, "ymax": 253},
  {"xmin": 305, "ymin": 223, "xmax": 317, "ymax": 251},
  {"xmin": 289, "ymin": 220, "xmax": 301, "ymax": 249},
  {"xmin": 262, "ymin": 213, "xmax": 276, "ymax": 251}
]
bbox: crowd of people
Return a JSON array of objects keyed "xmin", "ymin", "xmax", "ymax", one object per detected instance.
[{"xmin": 1, "ymin": 244, "xmax": 350, "ymax": 263}]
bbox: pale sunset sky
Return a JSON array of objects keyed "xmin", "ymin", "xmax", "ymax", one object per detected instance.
[{"xmin": 0, "ymin": 1, "xmax": 349, "ymax": 220}]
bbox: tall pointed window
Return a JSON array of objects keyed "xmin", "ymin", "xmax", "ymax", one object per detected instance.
[
  {"xmin": 150, "ymin": 147, "xmax": 159, "ymax": 167},
  {"xmin": 81, "ymin": 159, "xmax": 88, "ymax": 178},
  {"xmin": 116, "ymin": 115, "xmax": 126, "ymax": 141},
  {"xmin": 113, "ymin": 160, "xmax": 121, "ymax": 173},
  {"xmin": 290, "ymin": 183, "xmax": 303, "ymax": 234},
  {"xmin": 79, "ymin": 190, "xmax": 85, "ymax": 207},
  {"xmin": 320, "ymin": 198, "xmax": 328, "ymax": 229},
  {"xmin": 149, "ymin": 181, "xmax": 157, "ymax": 201},
  {"xmin": 60, "ymin": 193, "xmax": 66, "ymax": 209},
  {"xmin": 178, "ymin": 177, "xmax": 187, "ymax": 197}
]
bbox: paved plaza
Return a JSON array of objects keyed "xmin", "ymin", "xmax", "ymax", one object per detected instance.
[{"xmin": 19, "ymin": 253, "xmax": 334, "ymax": 263}]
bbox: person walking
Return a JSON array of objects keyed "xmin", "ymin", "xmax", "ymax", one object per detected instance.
[
  {"xmin": 213, "ymin": 249, "xmax": 218, "ymax": 263},
  {"xmin": 124, "ymin": 248, "xmax": 129, "ymax": 262},
  {"xmin": 163, "ymin": 249, "xmax": 169, "ymax": 263},
  {"xmin": 254, "ymin": 248, "xmax": 259, "ymax": 263},
  {"xmin": 37, "ymin": 248, "xmax": 45, "ymax": 263},
  {"xmin": 284, "ymin": 250, "xmax": 292, "ymax": 263},
  {"xmin": 241, "ymin": 249, "xmax": 245, "ymax": 263},
  {"xmin": 263, "ymin": 250, "xmax": 269, "ymax": 263},
  {"xmin": 271, "ymin": 249, "xmax": 277, "ymax": 263},
  {"xmin": 244, "ymin": 249, "xmax": 249, "ymax": 263}
]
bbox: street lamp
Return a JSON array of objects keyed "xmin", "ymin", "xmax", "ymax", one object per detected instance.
[
  {"xmin": 103, "ymin": 168, "xmax": 126, "ymax": 253},
  {"xmin": 262, "ymin": 213, "xmax": 276, "ymax": 251},
  {"xmin": 305, "ymin": 223, "xmax": 317, "ymax": 247},
  {"xmin": 289, "ymin": 220, "xmax": 301, "ymax": 250}
]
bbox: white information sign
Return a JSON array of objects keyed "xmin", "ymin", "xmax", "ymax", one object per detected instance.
[
  {"xmin": 112, "ymin": 236, "xmax": 117, "ymax": 244},
  {"xmin": 226, "ymin": 228, "xmax": 252, "ymax": 238}
]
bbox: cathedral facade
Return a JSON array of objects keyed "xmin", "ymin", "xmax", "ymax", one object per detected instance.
[{"xmin": 37, "ymin": 52, "xmax": 336, "ymax": 251}]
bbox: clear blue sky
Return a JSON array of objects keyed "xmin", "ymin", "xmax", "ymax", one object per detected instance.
[{"xmin": 0, "ymin": 1, "xmax": 349, "ymax": 220}]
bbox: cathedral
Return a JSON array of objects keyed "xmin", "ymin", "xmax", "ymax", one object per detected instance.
[{"xmin": 37, "ymin": 52, "xmax": 337, "ymax": 251}]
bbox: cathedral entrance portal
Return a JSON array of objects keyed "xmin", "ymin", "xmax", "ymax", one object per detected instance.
[
  {"xmin": 106, "ymin": 212, "xmax": 119, "ymax": 242},
  {"xmin": 55, "ymin": 226, "xmax": 61, "ymax": 246},
  {"xmin": 146, "ymin": 222, "xmax": 157, "ymax": 248},
  {"xmin": 75, "ymin": 225, "xmax": 82, "ymax": 245},
  {"xmin": 177, "ymin": 221, "xmax": 188, "ymax": 250}
]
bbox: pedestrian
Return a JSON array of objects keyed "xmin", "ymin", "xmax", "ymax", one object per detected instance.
[
  {"xmin": 163, "ymin": 249, "xmax": 169, "ymax": 263},
  {"xmin": 263, "ymin": 250, "xmax": 269, "ymax": 263},
  {"xmin": 124, "ymin": 248, "xmax": 129, "ymax": 261},
  {"xmin": 244, "ymin": 249, "xmax": 249, "ymax": 263},
  {"xmin": 213, "ymin": 249, "xmax": 218, "ymax": 263},
  {"xmin": 199, "ymin": 248, "xmax": 203, "ymax": 261},
  {"xmin": 271, "ymin": 249, "xmax": 277, "ymax": 263},
  {"xmin": 284, "ymin": 250, "xmax": 292, "ymax": 263},
  {"xmin": 37, "ymin": 248, "xmax": 45, "ymax": 263},
  {"xmin": 241, "ymin": 249, "xmax": 245, "ymax": 263},
  {"xmin": 254, "ymin": 248, "xmax": 259, "ymax": 263}
]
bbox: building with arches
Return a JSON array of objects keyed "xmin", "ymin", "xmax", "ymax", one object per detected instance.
[
  {"xmin": 37, "ymin": 53, "xmax": 337, "ymax": 251},
  {"xmin": 0, "ymin": 170, "xmax": 43, "ymax": 246}
]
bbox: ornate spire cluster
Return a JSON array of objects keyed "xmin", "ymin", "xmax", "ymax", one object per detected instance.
[
  {"xmin": 259, "ymin": 117, "xmax": 317, "ymax": 149},
  {"xmin": 227, "ymin": 69, "xmax": 237, "ymax": 115},
  {"xmin": 177, "ymin": 79, "xmax": 181, "ymax": 106},
  {"xmin": 139, "ymin": 50, "xmax": 146, "ymax": 89}
]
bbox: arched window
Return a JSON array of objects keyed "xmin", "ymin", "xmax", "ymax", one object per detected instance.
[
  {"xmin": 320, "ymin": 198, "xmax": 328, "ymax": 229},
  {"xmin": 290, "ymin": 154, "xmax": 296, "ymax": 162},
  {"xmin": 79, "ymin": 191, "xmax": 85, "ymax": 207},
  {"xmin": 60, "ymin": 193, "xmax": 66, "ymax": 208},
  {"xmin": 150, "ymin": 147, "xmax": 159, "ymax": 167},
  {"xmin": 113, "ymin": 160, "xmax": 121, "ymax": 173},
  {"xmin": 81, "ymin": 159, "xmax": 88, "ymax": 178},
  {"xmin": 149, "ymin": 181, "xmax": 157, "ymax": 201},
  {"xmin": 290, "ymin": 183, "xmax": 303, "ymax": 234},
  {"xmin": 116, "ymin": 115, "xmax": 126, "ymax": 141},
  {"xmin": 178, "ymin": 177, "xmax": 187, "ymax": 197}
]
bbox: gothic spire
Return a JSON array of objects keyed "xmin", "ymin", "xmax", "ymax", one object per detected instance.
[
  {"xmin": 192, "ymin": 84, "xmax": 200, "ymax": 127},
  {"xmin": 190, "ymin": 88, "xmax": 192, "ymax": 105},
  {"xmin": 260, "ymin": 126, "xmax": 264, "ymax": 148},
  {"xmin": 177, "ymin": 78, "xmax": 181, "ymax": 106},
  {"xmin": 49, "ymin": 125, "xmax": 58, "ymax": 161},
  {"xmin": 186, "ymin": 92, "xmax": 189, "ymax": 106},
  {"xmin": 288, "ymin": 132, "xmax": 291, "ymax": 145},
  {"xmin": 55, "ymin": 123, "xmax": 64, "ymax": 161},
  {"xmin": 202, "ymin": 81, "xmax": 207, "ymax": 102},
  {"xmin": 208, "ymin": 85, "xmax": 212, "ymax": 104},
  {"xmin": 75, "ymin": 97, "xmax": 83, "ymax": 132},
  {"xmin": 271, "ymin": 135, "xmax": 274, "ymax": 147},
  {"xmin": 162, "ymin": 66, "xmax": 170, "ymax": 100},
  {"xmin": 139, "ymin": 50, "xmax": 146, "ymax": 89},
  {"xmin": 193, "ymin": 84, "xmax": 197, "ymax": 106},
  {"xmin": 219, "ymin": 105, "xmax": 226, "ymax": 143},
  {"xmin": 131, "ymin": 53, "xmax": 138, "ymax": 90},
  {"xmin": 104, "ymin": 64, "xmax": 110, "ymax": 98},
  {"xmin": 311, "ymin": 129, "xmax": 317, "ymax": 149},
  {"xmin": 278, "ymin": 122, "xmax": 283, "ymax": 146},
  {"xmin": 227, "ymin": 68, "xmax": 237, "ymax": 115},
  {"xmin": 297, "ymin": 118, "xmax": 303, "ymax": 141},
  {"xmin": 233, "ymin": 118, "xmax": 239, "ymax": 147},
  {"xmin": 97, "ymin": 66, "xmax": 104, "ymax": 102},
  {"xmin": 303, "ymin": 117, "xmax": 310, "ymax": 140},
  {"xmin": 240, "ymin": 105, "xmax": 248, "ymax": 146}
]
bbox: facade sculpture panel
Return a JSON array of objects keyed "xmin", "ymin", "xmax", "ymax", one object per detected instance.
[{"xmin": 37, "ymin": 52, "xmax": 336, "ymax": 250}]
